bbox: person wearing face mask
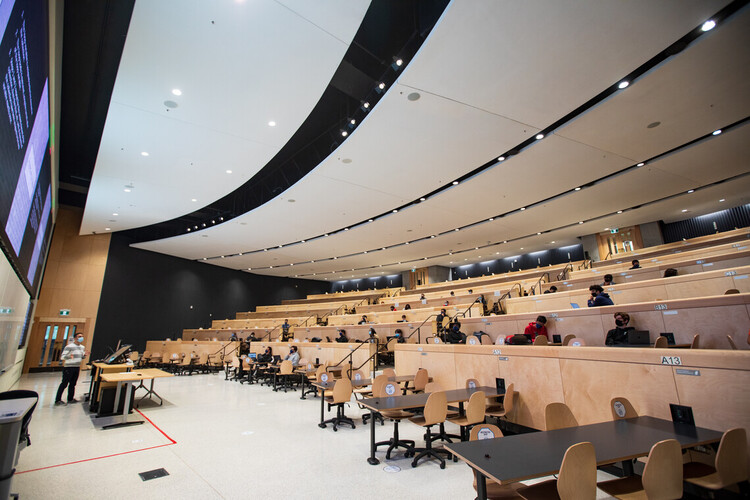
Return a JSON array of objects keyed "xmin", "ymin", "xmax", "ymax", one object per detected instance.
[
  {"xmin": 605, "ymin": 312, "xmax": 635, "ymax": 345},
  {"xmin": 55, "ymin": 332, "xmax": 87, "ymax": 405},
  {"xmin": 587, "ymin": 284, "xmax": 614, "ymax": 307},
  {"xmin": 445, "ymin": 322, "xmax": 465, "ymax": 344},
  {"xmin": 523, "ymin": 315, "xmax": 549, "ymax": 341}
]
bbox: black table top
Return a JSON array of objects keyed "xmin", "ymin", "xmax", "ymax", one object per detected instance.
[
  {"xmin": 359, "ymin": 386, "xmax": 501, "ymax": 411},
  {"xmin": 311, "ymin": 375, "xmax": 417, "ymax": 390},
  {"xmin": 444, "ymin": 416, "xmax": 723, "ymax": 485}
]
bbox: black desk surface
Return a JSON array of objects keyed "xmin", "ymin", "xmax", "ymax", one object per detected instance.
[
  {"xmin": 311, "ymin": 375, "xmax": 417, "ymax": 390},
  {"xmin": 444, "ymin": 416, "xmax": 723, "ymax": 485},
  {"xmin": 359, "ymin": 386, "xmax": 501, "ymax": 411}
]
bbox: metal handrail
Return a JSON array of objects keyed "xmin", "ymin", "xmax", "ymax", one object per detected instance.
[
  {"xmin": 557, "ymin": 263, "xmax": 574, "ymax": 281},
  {"xmin": 330, "ymin": 340, "xmax": 370, "ymax": 369},
  {"xmin": 353, "ymin": 349, "xmax": 380, "ymax": 380},
  {"xmin": 406, "ymin": 313, "xmax": 442, "ymax": 344},
  {"xmin": 529, "ymin": 273, "xmax": 551, "ymax": 295}
]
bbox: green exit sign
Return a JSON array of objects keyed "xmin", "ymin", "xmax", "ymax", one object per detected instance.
[
  {"xmin": 610, "ymin": 228, "xmax": 619, "ymax": 234},
  {"xmin": 59, "ymin": 309, "xmax": 70, "ymax": 316}
]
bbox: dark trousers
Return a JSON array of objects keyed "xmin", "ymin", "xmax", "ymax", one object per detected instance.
[{"xmin": 56, "ymin": 367, "xmax": 80, "ymax": 402}]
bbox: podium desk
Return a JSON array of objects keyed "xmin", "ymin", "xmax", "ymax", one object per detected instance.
[{"xmin": 99, "ymin": 369, "xmax": 172, "ymax": 430}]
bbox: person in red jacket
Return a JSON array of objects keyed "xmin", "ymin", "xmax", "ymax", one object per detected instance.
[{"xmin": 523, "ymin": 315, "xmax": 548, "ymax": 341}]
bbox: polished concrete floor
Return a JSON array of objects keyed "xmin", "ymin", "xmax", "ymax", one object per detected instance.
[{"xmin": 13, "ymin": 370, "xmax": 618, "ymax": 499}]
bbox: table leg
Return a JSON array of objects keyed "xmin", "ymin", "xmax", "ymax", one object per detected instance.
[
  {"xmin": 475, "ymin": 470, "xmax": 488, "ymax": 500},
  {"xmin": 300, "ymin": 373, "xmax": 306, "ymax": 399},
  {"xmin": 113, "ymin": 381, "xmax": 122, "ymax": 414},
  {"xmin": 103, "ymin": 381, "xmax": 144, "ymax": 430},
  {"xmin": 318, "ymin": 391, "xmax": 326, "ymax": 428},
  {"xmin": 621, "ymin": 459, "xmax": 634, "ymax": 476},
  {"xmin": 367, "ymin": 409, "xmax": 380, "ymax": 465}
]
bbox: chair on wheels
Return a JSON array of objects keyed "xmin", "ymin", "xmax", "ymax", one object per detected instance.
[
  {"xmin": 447, "ymin": 390, "xmax": 486, "ymax": 441},
  {"xmin": 683, "ymin": 427, "xmax": 748, "ymax": 495},
  {"xmin": 598, "ymin": 439, "xmax": 683, "ymax": 500},
  {"xmin": 467, "ymin": 424, "xmax": 524, "ymax": 499},
  {"xmin": 404, "ymin": 368, "xmax": 428, "ymax": 395},
  {"xmin": 408, "ymin": 391, "xmax": 453, "ymax": 469},
  {"xmin": 361, "ymin": 374, "xmax": 386, "ymax": 426},
  {"xmin": 654, "ymin": 336, "xmax": 668, "ymax": 348},
  {"xmin": 374, "ymin": 378, "xmax": 416, "ymax": 459},
  {"xmin": 517, "ymin": 441, "xmax": 597, "ymax": 500},
  {"xmin": 486, "ymin": 383, "xmax": 516, "ymax": 425},
  {"xmin": 544, "ymin": 402, "xmax": 578, "ymax": 430},
  {"xmin": 322, "ymin": 378, "xmax": 355, "ymax": 431},
  {"xmin": 276, "ymin": 360, "xmax": 295, "ymax": 392}
]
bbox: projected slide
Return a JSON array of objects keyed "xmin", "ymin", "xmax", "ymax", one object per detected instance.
[{"xmin": 0, "ymin": 0, "xmax": 52, "ymax": 295}]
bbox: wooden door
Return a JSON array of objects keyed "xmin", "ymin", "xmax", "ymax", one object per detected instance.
[
  {"xmin": 24, "ymin": 319, "xmax": 86, "ymax": 372},
  {"xmin": 596, "ymin": 226, "xmax": 644, "ymax": 260},
  {"xmin": 409, "ymin": 267, "xmax": 429, "ymax": 289}
]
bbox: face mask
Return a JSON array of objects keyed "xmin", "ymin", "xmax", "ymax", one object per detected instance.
[
  {"xmin": 615, "ymin": 319, "xmax": 624, "ymax": 327},
  {"xmin": 536, "ymin": 323, "xmax": 543, "ymax": 329},
  {"xmin": 591, "ymin": 291, "xmax": 598, "ymax": 296},
  {"xmin": 76, "ymin": 337, "xmax": 84, "ymax": 343}
]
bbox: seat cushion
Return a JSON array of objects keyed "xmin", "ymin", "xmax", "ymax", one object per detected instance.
[
  {"xmin": 597, "ymin": 475, "xmax": 646, "ymax": 499},
  {"xmin": 516, "ymin": 479, "xmax": 559, "ymax": 500}
]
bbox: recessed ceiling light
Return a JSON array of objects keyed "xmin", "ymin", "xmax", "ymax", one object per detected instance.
[
  {"xmin": 333, "ymin": 257, "xmax": 337, "ymax": 259},
  {"xmin": 497, "ymin": 156, "xmax": 505, "ymax": 161},
  {"xmin": 171, "ymin": 88, "xmax": 182, "ymax": 96},
  {"xmin": 419, "ymin": 197, "xmax": 425, "ymax": 202},
  {"xmin": 219, "ymin": 217, "xmax": 223, "ymax": 221},
  {"xmin": 719, "ymin": 198, "xmax": 725, "ymax": 202},
  {"xmin": 324, "ymin": 233, "xmax": 328, "ymax": 236},
  {"xmin": 520, "ymin": 207, "xmax": 526, "ymax": 211},
  {"xmin": 124, "ymin": 188, "xmax": 131, "ymax": 192},
  {"xmin": 226, "ymin": 170, "xmax": 232, "ymax": 174},
  {"xmin": 378, "ymin": 82, "xmax": 385, "ymax": 90},
  {"xmin": 489, "ymin": 218, "xmax": 494, "ymax": 221},
  {"xmin": 392, "ymin": 209, "xmax": 398, "ymax": 213},
  {"xmin": 687, "ymin": 190, "xmax": 694, "ymax": 194},
  {"xmin": 618, "ymin": 81, "xmax": 629, "ymax": 89},
  {"xmin": 395, "ymin": 58, "xmax": 403, "ymax": 66},
  {"xmin": 551, "ymin": 241, "xmax": 555, "ymax": 244},
  {"xmin": 368, "ymin": 219, "xmax": 373, "ymax": 222},
  {"xmin": 248, "ymin": 268, "xmax": 252, "ymax": 271},
  {"xmin": 238, "ymin": 253, "xmax": 242, "ymax": 256},
  {"xmin": 363, "ymin": 251, "xmax": 367, "ymax": 254},
  {"xmin": 278, "ymin": 245, "xmax": 283, "ymax": 248},
  {"xmin": 263, "ymin": 248, "xmax": 267, "ymax": 252},
  {"xmin": 220, "ymin": 255, "xmax": 224, "ymax": 258},
  {"xmin": 574, "ymin": 187, "xmax": 581, "ymax": 191},
  {"xmin": 535, "ymin": 133, "xmax": 544, "ymax": 140},
  {"xmin": 382, "ymin": 247, "xmax": 386, "ymax": 250},
  {"xmin": 454, "ymin": 228, "xmax": 459, "ymax": 232},
  {"xmin": 431, "ymin": 235, "xmax": 435, "ymax": 238},
  {"xmin": 537, "ymin": 232, "xmax": 541, "ymax": 235},
  {"xmin": 344, "ymin": 228, "xmax": 349, "ymax": 231},
  {"xmin": 701, "ymin": 19, "xmax": 716, "ymax": 31},
  {"xmin": 301, "ymin": 239, "xmax": 306, "ymax": 243},
  {"xmin": 269, "ymin": 266, "xmax": 273, "ymax": 269},
  {"xmin": 605, "ymin": 228, "xmax": 610, "ymax": 231},
  {"xmin": 681, "ymin": 209, "xmax": 688, "ymax": 213},
  {"xmin": 268, "ymin": 121, "xmax": 276, "ymax": 127},
  {"xmin": 405, "ymin": 242, "xmax": 409, "ymax": 245},
  {"xmin": 617, "ymin": 210, "xmax": 623, "ymax": 214},
  {"xmin": 105, "ymin": 227, "xmax": 110, "ymax": 231},
  {"xmin": 191, "ymin": 198, "xmax": 197, "ymax": 202},
  {"xmin": 341, "ymin": 131, "xmax": 348, "ymax": 137},
  {"xmin": 112, "ymin": 213, "xmax": 118, "ymax": 216},
  {"xmin": 449, "ymin": 252, "xmax": 453, "ymax": 255},
  {"xmin": 637, "ymin": 162, "xmax": 645, "ymax": 167},
  {"xmin": 578, "ymin": 221, "xmax": 584, "ymax": 224},
  {"xmin": 452, "ymin": 181, "xmax": 459, "ymax": 185},
  {"xmin": 712, "ymin": 129, "xmax": 722, "ymax": 136},
  {"xmin": 289, "ymin": 263, "xmax": 293, "ymax": 266},
  {"xmin": 363, "ymin": 102, "xmax": 370, "ymax": 109},
  {"xmin": 140, "ymin": 152, "xmax": 149, "ymax": 156},
  {"xmin": 350, "ymin": 119, "xmax": 356, "ymax": 125}
]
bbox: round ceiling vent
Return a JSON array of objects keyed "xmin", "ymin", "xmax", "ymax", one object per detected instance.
[
  {"xmin": 407, "ymin": 92, "xmax": 421, "ymax": 101},
  {"xmin": 164, "ymin": 100, "xmax": 178, "ymax": 108}
]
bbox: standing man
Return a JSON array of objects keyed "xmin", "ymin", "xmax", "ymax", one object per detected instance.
[{"xmin": 55, "ymin": 332, "xmax": 87, "ymax": 405}]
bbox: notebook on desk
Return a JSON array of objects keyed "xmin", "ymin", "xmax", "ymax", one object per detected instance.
[
  {"xmin": 570, "ymin": 303, "xmax": 580, "ymax": 309},
  {"xmin": 627, "ymin": 330, "xmax": 650, "ymax": 345}
]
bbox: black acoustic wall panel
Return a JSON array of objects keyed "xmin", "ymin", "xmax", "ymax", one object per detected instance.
[
  {"xmin": 661, "ymin": 204, "xmax": 750, "ymax": 243},
  {"xmin": 451, "ymin": 245, "xmax": 585, "ymax": 280},
  {"xmin": 331, "ymin": 274, "xmax": 403, "ymax": 293},
  {"xmin": 93, "ymin": 233, "xmax": 329, "ymax": 358}
]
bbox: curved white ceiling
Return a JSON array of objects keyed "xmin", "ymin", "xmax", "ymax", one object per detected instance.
[
  {"xmin": 116, "ymin": 0, "xmax": 749, "ymax": 281},
  {"xmin": 80, "ymin": 0, "xmax": 371, "ymax": 234}
]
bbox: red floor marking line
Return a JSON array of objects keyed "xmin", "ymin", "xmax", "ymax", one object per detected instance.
[{"xmin": 17, "ymin": 410, "xmax": 176, "ymax": 474}]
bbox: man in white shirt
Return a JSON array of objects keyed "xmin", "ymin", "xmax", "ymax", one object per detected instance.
[
  {"xmin": 284, "ymin": 346, "xmax": 300, "ymax": 365},
  {"xmin": 55, "ymin": 332, "xmax": 87, "ymax": 405}
]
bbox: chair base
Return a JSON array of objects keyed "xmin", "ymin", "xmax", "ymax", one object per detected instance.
[
  {"xmin": 412, "ymin": 425, "xmax": 453, "ymax": 469},
  {"xmin": 322, "ymin": 404, "xmax": 355, "ymax": 431},
  {"xmin": 374, "ymin": 420, "xmax": 415, "ymax": 459},
  {"xmin": 363, "ymin": 412, "xmax": 385, "ymax": 426}
]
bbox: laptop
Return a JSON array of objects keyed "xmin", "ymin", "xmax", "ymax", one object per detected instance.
[
  {"xmin": 627, "ymin": 330, "xmax": 650, "ymax": 345},
  {"xmin": 670, "ymin": 403, "xmax": 695, "ymax": 426},
  {"xmin": 552, "ymin": 334, "xmax": 562, "ymax": 344},
  {"xmin": 248, "ymin": 353, "xmax": 257, "ymax": 360},
  {"xmin": 661, "ymin": 332, "xmax": 676, "ymax": 345}
]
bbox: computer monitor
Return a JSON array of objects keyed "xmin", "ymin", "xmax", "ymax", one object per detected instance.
[{"xmin": 105, "ymin": 344, "xmax": 132, "ymax": 364}]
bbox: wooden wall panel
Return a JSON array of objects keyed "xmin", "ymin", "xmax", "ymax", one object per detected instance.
[
  {"xmin": 507, "ymin": 356, "xmax": 564, "ymax": 430},
  {"xmin": 661, "ymin": 304, "xmax": 750, "ymax": 349},
  {"xmin": 419, "ymin": 351, "xmax": 457, "ymax": 390}
]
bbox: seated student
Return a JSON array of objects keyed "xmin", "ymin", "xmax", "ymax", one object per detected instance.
[
  {"xmin": 397, "ymin": 314, "xmax": 408, "ymax": 323},
  {"xmin": 445, "ymin": 323, "xmax": 465, "ymax": 344},
  {"xmin": 390, "ymin": 305, "xmax": 396, "ymax": 311},
  {"xmin": 605, "ymin": 312, "xmax": 635, "ymax": 345},
  {"xmin": 229, "ymin": 332, "xmax": 238, "ymax": 341},
  {"xmin": 404, "ymin": 303, "xmax": 411, "ymax": 310},
  {"xmin": 490, "ymin": 302, "xmax": 501, "ymax": 315},
  {"xmin": 257, "ymin": 347, "xmax": 273, "ymax": 363},
  {"xmin": 602, "ymin": 274, "xmax": 614, "ymax": 286},
  {"xmin": 523, "ymin": 315, "xmax": 548, "ymax": 341},
  {"xmin": 247, "ymin": 332, "xmax": 260, "ymax": 342},
  {"xmin": 358, "ymin": 315, "xmax": 368, "ymax": 325},
  {"xmin": 436, "ymin": 308, "xmax": 447, "ymax": 332},
  {"xmin": 663, "ymin": 268, "xmax": 678, "ymax": 278},
  {"xmin": 284, "ymin": 345, "xmax": 300, "ymax": 365},
  {"xmin": 393, "ymin": 329, "xmax": 406, "ymax": 344},
  {"xmin": 630, "ymin": 259, "xmax": 641, "ymax": 269},
  {"xmin": 366, "ymin": 328, "xmax": 379, "ymax": 344},
  {"xmin": 335, "ymin": 329, "xmax": 348, "ymax": 343},
  {"xmin": 419, "ymin": 294, "xmax": 426, "ymax": 300},
  {"xmin": 544, "ymin": 285, "xmax": 558, "ymax": 294},
  {"xmin": 587, "ymin": 285, "xmax": 614, "ymax": 307}
]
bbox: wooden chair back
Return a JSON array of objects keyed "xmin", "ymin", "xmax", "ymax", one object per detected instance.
[
  {"xmin": 350, "ymin": 370, "xmax": 364, "ymax": 383},
  {"xmin": 372, "ymin": 374, "xmax": 388, "ymax": 397},
  {"xmin": 298, "ymin": 358, "xmax": 308, "ymax": 367},
  {"xmin": 691, "ymin": 334, "xmax": 701, "ymax": 349},
  {"xmin": 545, "ymin": 402, "xmax": 578, "ymax": 431},
  {"xmin": 610, "ymin": 397, "xmax": 638, "ymax": 420},
  {"xmin": 382, "ymin": 381, "xmax": 400, "ymax": 397},
  {"xmin": 150, "ymin": 352, "xmax": 162, "ymax": 362},
  {"xmin": 422, "ymin": 391, "xmax": 448, "ymax": 426},
  {"xmin": 279, "ymin": 360, "xmax": 293, "ymax": 375},
  {"xmin": 502, "ymin": 383, "xmax": 515, "ymax": 414},
  {"xmin": 642, "ymin": 439, "xmax": 682, "ymax": 500},
  {"xmin": 727, "ymin": 335, "xmax": 738, "ymax": 350},
  {"xmin": 317, "ymin": 366, "xmax": 332, "ymax": 384},
  {"xmin": 556, "ymin": 441, "xmax": 597, "ymax": 500},
  {"xmin": 382, "ymin": 367, "xmax": 396, "ymax": 378},
  {"xmin": 465, "ymin": 378, "xmax": 479, "ymax": 390},
  {"xmin": 715, "ymin": 428, "xmax": 748, "ymax": 486},
  {"xmin": 533, "ymin": 335, "xmax": 548, "ymax": 345},
  {"xmin": 654, "ymin": 336, "xmax": 668, "ymax": 348},
  {"xmin": 332, "ymin": 378, "xmax": 353, "ymax": 404},
  {"xmin": 141, "ymin": 350, "xmax": 152, "ymax": 361},
  {"xmin": 413, "ymin": 368, "xmax": 428, "ymax": 391},
  {"xmin": 197, "ymin": 352, "xmax": 209, "ymax": 364},
  {"xmin": 465, "ymin": 391, "xmax": 486, "ymax": 425},
  {"xmin": 470, "ymin": 423, "xmax": 503, "ymax": 441},
  {"xmin": 430, "ymin": 336, "xmax": 442, "ymax": 344},
  {"xmin": 562, "ymin": 334, "xmax": 576, "ymax": 346}
]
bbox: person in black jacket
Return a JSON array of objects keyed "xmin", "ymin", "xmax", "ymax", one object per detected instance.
[
  {"xmin": 335, "ymin": 329, "xmax": 348, "ymax": 343},
  {"xmin": 605, "ymin": 312, "xmax": 635, "ymax": 345},
  {"xmin": 445, "ymin": 323, "xmax": 465, "ymax": 344},
  {"xmin": 588, "ymin": 285, "xmax": 614, "ymax": 307}
]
